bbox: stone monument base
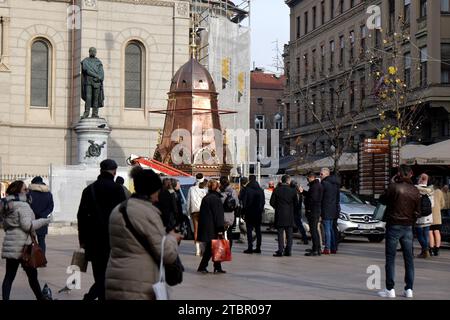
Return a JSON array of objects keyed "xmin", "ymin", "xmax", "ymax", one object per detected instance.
[{"xmin": 74, "ymin": 117, "xmax": 111, "ymax": 166}]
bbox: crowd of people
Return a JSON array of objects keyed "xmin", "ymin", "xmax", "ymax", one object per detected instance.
[{"xmin": 0, "ymin": 159, "xmax": 449, "ymax": 300}]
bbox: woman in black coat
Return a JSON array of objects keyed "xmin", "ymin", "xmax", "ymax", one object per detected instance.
[
  {"xmin": 157, "ymin": 178, "xmax": 178, "ymax": 232},
  {"xmin": 197, "ymin": 179, "xmax": 226, "ymax": 274}
]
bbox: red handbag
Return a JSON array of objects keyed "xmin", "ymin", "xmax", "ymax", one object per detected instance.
[
  {"xmin": 21, "ymin": 227, "xmax": 47, "ymax": 269},
  {"xmin": 211, "ymin": 236, "xmax": 232, "ymax": 262}
]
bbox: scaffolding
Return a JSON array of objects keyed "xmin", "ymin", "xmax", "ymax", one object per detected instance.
[{"xmin": 190, "ymin": 1, "xmax": 251, "ymax": 171}]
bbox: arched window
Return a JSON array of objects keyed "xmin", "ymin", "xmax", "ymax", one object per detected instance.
[
  {"xmin": 31, "ymin": 39, "xmax": 51, "ymax": 107},
  {"xmin": 125, "ymin": 41, "xmax": 145, "ymax": 108}
]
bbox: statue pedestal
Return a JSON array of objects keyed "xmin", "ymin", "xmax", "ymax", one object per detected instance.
[{"xmin": 74, "ymin": 118, "xmax": 111, "ymax": 166}]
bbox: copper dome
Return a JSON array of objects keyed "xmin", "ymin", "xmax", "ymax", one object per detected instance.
[{"xmin": 170, "ymin": 58, "xmax": 217, "ymax": 93}]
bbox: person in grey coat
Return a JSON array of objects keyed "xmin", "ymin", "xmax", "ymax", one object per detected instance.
[{"xmin": 1, "ymin": 181, "xmax": 52, "ymax": 300}]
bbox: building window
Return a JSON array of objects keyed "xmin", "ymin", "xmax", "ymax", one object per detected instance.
[
  {"xmin": 125, "ymin": 41, "xmax": 145, "ymax": 108},
  {"xmin": 420, "ymin": 0, "xmax": 427, "ymax": 18},
  {"xmin": 388, "ymin": 0, "xmax": 395, "ymax": 34},
  {"xmin": 286, "ymin": 103, "xmax": 291, "ymax": 129},
  {"xmin": 296, "ymin": 16, "xmax": 301, "ymax": 38},
  {"xmin": 330, "ymin": 40, "xmax": 335, "ymax": 71},
  {"xmin": 296, "ymin": 57, "xmax": 301, "ymax": 84},
  {"xmin": 313, "ymin": 6, "xmax": 317, "ymax": 29},
  {"xmin": 330, "ymin": 0, "xmax": 335, "ymax": 19},
  {"xmin": 442, "ymin": 44, "xmax": 450, "ymax": 83},
  {"xmin": 321, "ymin": 92, "xmax": 326, "ymax": 120},
  {"xmin": 339, "ymin": 0, "xmax": 344, "ymax": 14},
  {"xmin": 339, "ymin": 35, "xmax": 345, "ymax": 66},
  {"xmin": 30, "ymin": 39, "xmax": 51, "ymax": 107},
  {"xmin": 312, "ymin": 94, "xmax": 317, "ymax": 121},
  {"xmin": 304, "ymin": 11, "xmax": 308, "ymax": 34},
  {"xmin": 257, "ymin": 97, "xmax": 264, "ymax": 104},
  {"xmin": 420, "ymin": 46, "xmax": 428, "ymax": 87},
  {"xmin": 304, "ymin": 53, "xmax": 308, "ymax": 81},
  {"xmin": 350, "ymin": 0, "xmax": 355, "ymax": 7},
  {"xmin": 360, "ymin": 25, "xmax": 367, "ymax": 56},
  {"xmin": 443, "ymin": 0, "xmax": 450, "ymax": 13},
  {"xmin": 375, "ymin": 28, "xmax": 382, "ymax": 48},
  {"xmin": 304, "ymin": 107, "xmax": 308, "ymax": 124},
  {"xmin": 404, "ymin": 52, "xmax": 411, "ymax": 86},
  {"xmin": 320, "ymin": 45, "xmax": 325, "ymax": 72},
  {"xmin": 360, "ymin": 75, "xmax": 366, "ymax": 110},
  {"xmin": 330, "ymin": 87, "xmax": 335, "ymax": 117},
  {"xmin": 255, "ymin": 115, "xmax": 265, "ymax": 130},
  {"xmin": 275, "ymin": 114, "xmax": 283, "ymax": 130},
  {"xmin": 349, "ymin": 81, "xmax": 355, "ymax": 111},
  {"xmin": 404, "ymin": 0, "xmax": 411, "ymax": 24},
  {"xmin": 312, "ymin": 49, "xmax": 317, "ymax": 76},
  {"xmin": 321, "ymin": 1, "xmax": 325, "ymax": 24},
  {"xmin": 297, "ymin": 106, "xmax": 301, "ymax": 125},
  {"xmin": 349, "ymin": 31, "xmax": 355, "ymax": 61}
]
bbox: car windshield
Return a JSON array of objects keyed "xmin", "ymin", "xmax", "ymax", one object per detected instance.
[{"xmin": 340, "ymin": 192, "xmax": 364, "ymax": 204}]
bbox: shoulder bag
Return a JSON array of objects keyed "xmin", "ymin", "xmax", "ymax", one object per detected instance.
[{"xmin": 21, "ymin": 226, "xmax": 47, "ymax": 268}]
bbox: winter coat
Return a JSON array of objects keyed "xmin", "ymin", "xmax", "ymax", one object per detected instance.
[
  {"xmin": 431, "ymin": 188, "xmax": 445, "ymax": 226},
  {"xmin": 157, "ymin": 189, "xmax": 178, "ymax": 232},
  {"xmin": 1, "ymin": 194, "xmax": 50, "ymax": 259},
  {"xmin": 303, "ymin": 179, "xmax": 323, "ymax": 218},
  {"xmin": 415, "ymin": 184, "xmax": 434, "ymax": 227},
  {"xmin": 174, "ymin": 189, "xmax": 184, "ymax": 225},
  {"xmin": 444, "ymin": 190, "xmax": 450, "ymax": 210},
  {"xmin": 241, "ymin": 181, "xmax": 265, "ymax": 225},
  {"xmin": 320, "ymin": 175, "xmax": 341, "ymax": 220},
  {"xmin": 186, "ymin": 184, "xmax": 207, "ymax": 214},
  {"xmin": 77, "ymin": 172, "xmax": 127, "ymax": 261},
  {"xmin": 28, "ymin": 184, "xmax": 54, "ymax": 236},
  {"xmin": 379, "ymin": 177, "xmax": 421, "ymax": 226},
  {"xmin": 197, "ymin": 191, "xmax": 225, "ymax": 243},
  {"xmin": 106, "ymin": 197, "xmax": 178, "ymax": 300},
  {"xmin": 270, "ymin": 184, "xmax": 298, "ymax": 228}
]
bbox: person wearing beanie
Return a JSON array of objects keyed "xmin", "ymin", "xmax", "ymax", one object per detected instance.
[
  {"xmin": 105, "ymin": 167, "xmax": 182, "ymax": 300},
  {"xmin": 187, "ymin": 173, "xmax": 207, "ymax": 256},
  {"xmin": 77, "ymin": 159, "xmax": 126, "ymax": 301},
  {"xmin": 28, "ymin": 176, "xmax": 54, "ymax": 255}
]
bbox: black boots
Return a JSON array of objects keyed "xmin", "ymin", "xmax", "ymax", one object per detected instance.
[{"xmin": 432, "ymin": 247, "xmax": 440, "ymax": 256}]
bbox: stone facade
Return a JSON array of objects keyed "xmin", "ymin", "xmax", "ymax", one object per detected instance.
[
  {"xmin": 283, "ymin": 0, "xmax": 450, "ymax": 161},
  {"xmin": 0, "ymin": 0, "xmax": 190, "ymax": 176}
]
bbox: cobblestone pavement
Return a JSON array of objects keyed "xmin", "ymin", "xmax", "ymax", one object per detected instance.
[{"xmin": 1, "ymin": 231, "xmax": 449, "ymax": 300}]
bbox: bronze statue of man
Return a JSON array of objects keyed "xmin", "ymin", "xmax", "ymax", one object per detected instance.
[{"xmin": 81, "ymin": 47, "xmax": 104, "ymax": 119}]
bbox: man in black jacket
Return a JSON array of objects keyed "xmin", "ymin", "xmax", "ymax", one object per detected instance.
[
  {"xmin": 242, "ymin": 175, "xmax": 265, "ymax": 254},
  {"xmin": 302, "ymin": 172, "xmax": 323, "ymax": 256},
  {"xmin": 377, "ymin": 165, "xmax": 421, "ymax": 298},
  {"xmin": 77, "ymin": 159, "xmax": 126, "ymax": 300},
  {"xmin": 270, "ymin": 175, "xmax": 299, "ymax": 257},
  {"xmin": 28, "ymin": 176, "xmax": 54, "ymax": 255},
  {"xmin": 320, "ymin": 168, "xmax": 340, "ymax": 254}
]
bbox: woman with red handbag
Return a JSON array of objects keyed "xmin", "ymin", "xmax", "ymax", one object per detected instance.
[
  {"xmin": 1, "ymin": 181, "xmax": 51, "ymax": 300},
  {"xmin": 197, "ymin": 179, "xmax": 226, "ymax": 274}
]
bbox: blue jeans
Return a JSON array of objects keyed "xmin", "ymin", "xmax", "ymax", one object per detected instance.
[
  {"xmin": 322, "ymin": 219, "xmax": 336, "ymax": 251},
  {"xmin": 385, "ymin": 225, "xmax": 414, "ymax": 291},
  {"xmin": 416, "ymin": 226, "xmax": 430, "ymax": 250}
]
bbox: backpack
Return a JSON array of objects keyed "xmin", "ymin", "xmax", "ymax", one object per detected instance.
[
  {"xmin": 420, "ymin": 194, "xmax": 432, "ymax": 217},
  {"xmin": 223, "ymin": 193, "xmax": 237, "ymax": 212}
]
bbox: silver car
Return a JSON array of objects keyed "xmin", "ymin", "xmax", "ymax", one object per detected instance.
[{"xmin": 338, "ymin": 191, "xmax": 386, "ymax": 243}]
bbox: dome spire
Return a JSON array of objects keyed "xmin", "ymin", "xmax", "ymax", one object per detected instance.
[{"xmin": 190, "ymin": 13, "xmax": 198, "ymax": 60}]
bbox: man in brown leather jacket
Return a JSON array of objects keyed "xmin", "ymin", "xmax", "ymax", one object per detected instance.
[{"xmin": 378, "ymin": 165, "xmax": 421, "ymax": 299}]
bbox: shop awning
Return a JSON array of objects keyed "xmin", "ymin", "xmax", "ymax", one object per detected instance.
[
  {"xmin": 401, "ymin": 140, "xmax": 450, "ymax": 165},
  {"xmin": 127, "ymin": 155, "xmax": 192, "ymax": 177},
  {"xmin": 287, "ymin": 152, "xmax": 358, "ymax": 174}
]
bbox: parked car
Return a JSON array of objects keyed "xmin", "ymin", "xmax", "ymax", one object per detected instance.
[
  {"xmin": 262, "ymin": 189, "xmax": 385, "ymax": 242},
  {"xmin": 338, "ymin": 191, "xmax": 385, "ymax": 243}
]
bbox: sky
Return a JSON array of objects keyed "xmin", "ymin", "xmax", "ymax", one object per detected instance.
[{"xmin": 250, "ymin": 0, "xmax": 290, "ymax": 73}]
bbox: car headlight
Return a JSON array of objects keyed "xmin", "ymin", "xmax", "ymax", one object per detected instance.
[{"xmin": 339, "ymin": 213, "xmax": 349, "ymax": 221}]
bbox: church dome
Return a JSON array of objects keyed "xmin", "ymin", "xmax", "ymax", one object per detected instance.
[{"xmin": 170, "ymin": 58, "xmax": 217, "ymax": 93}]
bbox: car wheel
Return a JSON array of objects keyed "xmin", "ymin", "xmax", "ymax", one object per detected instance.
[{"xmin": 368, "ymin": 235, "xmax": 385, "ymax": 243}]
